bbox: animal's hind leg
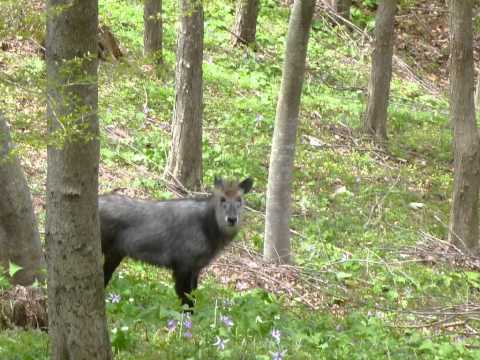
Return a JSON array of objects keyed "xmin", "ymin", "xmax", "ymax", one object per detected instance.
[
  {"xmin": 103, "ymin": 252, "xmax": 123, "ymax": 287},
  {"xmin": 173, "ymin": 270, "xmax": 197, "ymax": 308}
]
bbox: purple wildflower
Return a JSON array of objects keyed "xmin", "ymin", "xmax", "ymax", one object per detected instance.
[
  {"xmin": 271, "ymin": 328, "xmax": 281, "ymax": 344},
  {"xmin": 184, "ymin": 330, "xmax": 193, "ymax": 339},
  {"xmin": 183, "ymin": 317, "xmax": 192, "ymax": 330},
  {"xmin": 213, "ymin": 336, "xmax": 229, "ymax": 351},
  {"xmin": 220, "ymin": 315, "xmax": 234, "ymax": 328},
  {"xmin": 108, "ymin": 293, "xmax": 121, "ymax": 304},
  {"xmin": 167, "ymin": 319, "xmax": 177, "ymax": 333}
]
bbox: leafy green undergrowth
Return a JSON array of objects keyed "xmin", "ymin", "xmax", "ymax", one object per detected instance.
[
  {"xmin": 1, "ymin": 0, "xmax": 479, "ymax": 358},
  {"xmin": 100, "ymin": 265, "xmax": 480, "ymax": 359},
  {"xmin": 1, "ymin": 264, "xmax": 479, "ymax": 360},
  {"xmin": 0, "ymin": 330, "xmax": 48, "ymax": 360}
]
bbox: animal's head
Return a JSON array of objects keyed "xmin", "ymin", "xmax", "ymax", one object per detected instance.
[{"xmin": 212, "ymin": 177, "xmax": 253, "ymax": 233}]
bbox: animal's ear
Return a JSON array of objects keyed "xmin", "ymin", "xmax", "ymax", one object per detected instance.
[
  {"xmin": 214, "ymin": 177, "xmax": 224, "ymax": 190},
  {"xmin": 239, "ymin": 177, "xmax": 253, "ymax": 194}
]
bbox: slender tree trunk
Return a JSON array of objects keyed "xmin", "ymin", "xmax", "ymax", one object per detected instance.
[
  {"xmin": 144, "ymin": 0, "xmax": 163, "ymax": 63},
  {"xmin": 264, "ymin": 0, "xmax": 315, "ymax": 264},
  {"xmin": 324, "ymin": 0, "xmax": 352, "ymax": 22},
  {"xmin": 46, "ymin": 0, "xmax": 112, "ymax": 358},
  {"xmin": 232, "ymin": 0, "xmax": 260, "ymax": 46},
  {"xmin": 164, "ymin": 0, "xmax": 203, "ymax": 190},
  {"xmin": 334, "ymin": 0, "xmax": 352, "ymax": 21},
  {"xmin": 363, "ymin": 0, "xmax": 396, "ymax": 141},
  {"xmin": 0, "ymin": 113, "xmax": 45, "ymax": 286},
  {"xmin": 448, "ymin": 0, "xmax": 480, "ymax": 252},
  {"xmin": 474, "ymin": 76, "xmax": 480, "ymax": 113}
]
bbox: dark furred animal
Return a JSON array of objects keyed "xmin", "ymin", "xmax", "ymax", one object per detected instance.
[{"xmin": 100, "ymin": 177, "xmax": 253, "ymax": 308}]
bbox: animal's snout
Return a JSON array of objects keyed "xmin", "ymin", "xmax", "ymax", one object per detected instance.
[{"xmin": 226, "ymin": 217, "xmax": 238, "ymax": 226}]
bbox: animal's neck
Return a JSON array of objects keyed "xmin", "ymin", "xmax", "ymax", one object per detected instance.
[
  {"xmin": 221, "ymin": 225, "xmax": 238, "ymax": 238},
  {"xmin": 206, "ymin": 200, "xmax": 238, "ymax": 249},
  {"xmin": 218, "ymin": 231, "xmax": 237, "ymax": 252}
]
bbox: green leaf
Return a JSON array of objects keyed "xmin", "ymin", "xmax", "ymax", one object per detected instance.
[
  {"xmin": 466, "ymin": 271, "xmax": 480, "ymax": 288},
  {"xmin": 336, "ymin": 271, "xmax": 352, "ymax": 280},
  {"xmin": 8, "ymin": 261, "xmax": 22, "ymax": 277},
  {"xmin": 419, "ymin": 339, "xmax": 435, "ymax": 352},
  {"xmin": 466, "ymin": 271, "xmax": 480, "ymax": 281}
]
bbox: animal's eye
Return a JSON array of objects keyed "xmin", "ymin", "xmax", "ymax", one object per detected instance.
[{"xmin": 220, "ymin": 197, "xmax": 226, "ymax": 203}]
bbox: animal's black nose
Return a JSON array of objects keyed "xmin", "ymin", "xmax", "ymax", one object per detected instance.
[{"xmin": 227, "ymin": 217, "xmax": 237, "ymax": 226}]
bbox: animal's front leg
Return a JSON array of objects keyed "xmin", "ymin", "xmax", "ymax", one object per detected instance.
[
  {"xmin": 103, "ymin": 251, "xmax": 123, "ymax": 286},
  {"xmin": 191, "ymin": 270, "xmax": 200, "ymax": 291},
  {"xmin": 173, "ymin": 270, "xmax": 196, "ymax": 308}
]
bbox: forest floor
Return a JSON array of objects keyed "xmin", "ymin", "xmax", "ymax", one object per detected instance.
[{"xmin": 1, "ymin": 0, "xmax": 480, "ymax": 359}]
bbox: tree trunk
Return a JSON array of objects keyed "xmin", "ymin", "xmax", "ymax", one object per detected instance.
[
  {"xmin": 0, "ymin": 113, "xmax": 45, "ymax": 286},
  {"xmin": 232, "ymin": 0, "xmax": 260, "ymax": 46},
  {"xmin": 324, "ymin": 0, "xmax": 352, "ymax": 22},
  {"xmin": 144, "ymin": 0, "xmax": 163, "ymax": 63},
  {"xmin": 448, "ymin": 0, "xmax": 480, "ymax": 252},
  {"xmin": 264, "ymin": 0, "xmax": 315, "ymax": 264},
  {"xmin": 334, "ymin": 0, "xmax": 352, "ymax": 21},
  {"xmin": 474, "ymin": 75, "xmax": 480, "ymax": 113},
  {"xmin": 164, "ymin": 0, "xmax": 203, "ymax": 191},
  {"xmin": 363, "ymin": 0, "xmax": 396, "ymax": 141},
  {"xmin": 46, "ymin": 0, "xmax": 112, "ymax": 358}
]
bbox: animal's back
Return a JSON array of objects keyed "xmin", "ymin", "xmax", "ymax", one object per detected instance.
[{"xmin": 99, "ymin": 194, "xmax": 215, "ymax": 269}]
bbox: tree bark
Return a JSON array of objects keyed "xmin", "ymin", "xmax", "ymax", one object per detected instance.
[
  {"xmin": 324, "ymin": 0, "xmax": 352, "ymax": 22},
  {"xmin": 448, "ymin": 0, "xmax": 480, "ymax": 252},
  {"xmin": 144, "ymin": 0, "xmax": 163, "ymax": 63},
  {"xmin": 164, "ymin": 0, "xmax": 203, "ymax": 191},
  {"xmin": 264, "ymin": 0, "xmax": 315, "ymax": 264},
  {"xmin": 363, "ymin": 0, "xmax": 396, "ymax": 141},
  {"xmin": 474, "ymin": 74, "xmax": 480, "ymax": 113},
  {"xmin": 46, "ymin": 0, "xmax": 112, "ymax": 358},
  {"xmin": 232, "ymin": 0, "xmax": 260, "ymax": 46},
  {"xmin": 334, "ymin": 0, "xmax": 352, "ymax": 21},
  {"xmin": 0, "ymin": 113, "xmax": 45, "ymax": 286}
]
